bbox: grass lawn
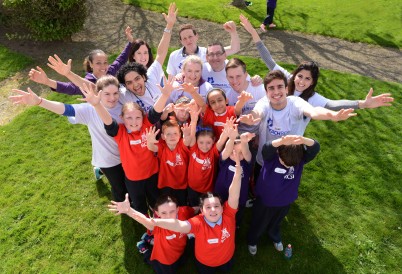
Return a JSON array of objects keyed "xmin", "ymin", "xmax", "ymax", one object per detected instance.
[
  {"xmin": 124, "ymin": 0, "xmax": 402, "ymax": 48},
  {"xmin": 1, "ymin": 52, "xmax": 401, "ymax": 273},
  {"xmin": 0, "ymin": 45, "xmax": 33, "ymax": 81}
]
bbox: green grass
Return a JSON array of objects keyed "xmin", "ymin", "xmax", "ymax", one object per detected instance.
[
  {"xmin": 124, "ymin": 0, "xmax": 402, "ymax": 48},
  {"xmin": 1, "ymin": 55, "xmax": 401, "ymax": 273},
  {"xmin": 0, "ymin": 45, "xmax": 33, "ymax": 81}
]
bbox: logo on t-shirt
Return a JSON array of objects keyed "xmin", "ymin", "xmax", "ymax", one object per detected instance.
[
  {"xmin": 284, "ymin": 166, "xmax": 295, "ymax": 180},
  {"xmin": 207, "ymin": 77, "xmax": 214, "ymax": 84},
  {"xmin": 175, "ymin": 153, "xmax": 183, "ymax": 166},
  {"xmin": 221, "ymin": 227, "xmax": 231, "ymax": 243},
  {"xmin": 141, "ymin": 133, "xmax": 147, "ymax": 148}
]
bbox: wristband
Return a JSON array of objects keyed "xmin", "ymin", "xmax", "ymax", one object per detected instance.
[{"xmin": 164, "ymin": 28, "xmax": 172, "ymax": 34}]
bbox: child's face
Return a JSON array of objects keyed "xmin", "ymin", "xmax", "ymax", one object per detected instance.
[
  {"xmin": 207, "ymin": 90, "xmax": 227, "ymax": 114},
  {"xmin": 124, "ymin": 71, "xmax": 146, "ymax": 96},
  {"xmin": 294, "ymin": 69, "xmax": 313, "ymax": 93},
  {"xmin": 201, "ymin": 197, "xmax": 223, "ymax": 223},
  {"xmin": 133, "ymin": 44, "xmax": 149, "ymax": 68},
  {"xmin": 174, "ymin": 107, "xmax": 190, "ymax": 122},
  {"xmin": 100, "ymin": 84, "xmax": 119, "ymax": 109},
  {"xmin": 162, "ymin": 126, "xmax": 181, "ymax": 147},
  {"xmin": 183, "ymin": 62, "xmax": 202, "ymax": 86},
  {"xmin": 90, "ymin": 53, "xmax": 109, "ymax": 79},
  {"xmin": 197, "ymin": 135, "xmax": 214, "ymax": 153},
  {"xmin": 156, "ymin": 202, "xmax": 179, "ymax": 219},
  {"xmin": 122, "ymin": 108, "xmax": 143, "ymax": 132},
  {"xmin": 229, "ymin": 143, "xmax": 244, "ymax": 161}
]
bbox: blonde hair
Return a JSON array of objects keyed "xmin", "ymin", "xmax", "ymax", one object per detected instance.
[
  {"xmin": 120, "ymin": 102, "xmax": 145, "ymax": 117},
  {"xmin": 182, "ymin": 55, "xmax": 203, "ymax": 72},
  {"xmin": 96, "ymin": 75, "xmax": 119, "ymax": 93}
]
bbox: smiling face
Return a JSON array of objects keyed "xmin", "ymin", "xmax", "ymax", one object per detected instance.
[
  {"xmin": 207, "ymin": 90, "xmax": 227, "ymax": 114},
  {"xmin": 133, "ymin": 44, "xmax": 150, "ymax": 68},
  {"xmin": 156, "ymin": 201, "xmax": 179, "ymax": 219},
  {"xmin": 90, "ymin": 53, "xmax": 109, "ymax": 79},
  {"xmin": 180, "ymin": 29, "xmax": 199, "ymax": 53},
  {"xmin": 100, "ymin": 84, "xmax": 119, "ymax": 109},
  {"xmin": 174, "ymin": 107, "xmax": 190, "ymax": 123},
  {"xmin": 294, "ymin": 69, "xmax": 313, "ymax": 93},
  {"xmin": 183, "ymin": 61, "xmax": 202, "ymax": 86},
  {"xmin": 197, "ymin": 134, "xmax": 215, "ymax": 153},
  {"xmin": 266, "ymin": 78, "xmax": 288, "ymax": 110},
  {"xmin": 124, "ymin": 71, "xmax": 146, "ymax": 96},
  {"xmin": 201, "ymin": 196, "xmax": 223, "ymax": 223},
  {"xmin": 226, "ymin": 66, "xmax": 248, "ymax": 93},
  {"xmin": 206, "ymin": 44, "xmax": 226, "ymax": 72},
  {"xmin": 162, "ymin": 126, "xmax": 181, "ymax": 148},
  {"xmin": 121, "ymin": 108, "xmax": 144, "ymax": 132}
]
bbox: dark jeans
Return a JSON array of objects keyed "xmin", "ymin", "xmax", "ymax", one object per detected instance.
[
  {"xmin": 101, "ymin": 164, "xmax": 127, "ymax": 202},
  {"xmin": 247, "ymin": 197, "xmax": 290, "ymax": 245},
  {"xmin": 195, "ymin": 256, "xmax": 234, "ymax": 274},
  {"xmin": 125, "ymin": 173, "xmax": 159, "ymax": 215},
  {"xmin": 263, "ymin": 0, "xmax": 277, "ymax": 25}
]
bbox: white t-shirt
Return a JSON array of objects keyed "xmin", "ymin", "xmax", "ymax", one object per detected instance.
[
  {"xmin": 226, "ymin": 82, "xmax": 266, "ymax": 133},
  {"xmin": 202, "ymin": 60, "xmax": 232, "ymax": 93},
  {"xmin": 67, "ymin": 103, "xmax": 121, "ymax": 168},
  {"xmin": 254, "ymin": 96, "xmax": 311, "ymax": 165},
  {"xmin": 166, "ymin": 46, "xmax": 207, "ymax": 76},
  {"xmin": 119, "ymin": 61, "xmax": 163, "ymax": 113},
  {"xmin": 168, "ymin": 80, "xmax": 213, "ymax": 104}
]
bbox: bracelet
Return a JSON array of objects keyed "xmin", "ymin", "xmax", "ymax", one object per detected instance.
[
  {"xmin": 164, "ymin": 28, "xmax": 172, "ymax": 34},
  {"xmin": 36, "ymin": 97, "xmax": 43, "ymax": 106}
]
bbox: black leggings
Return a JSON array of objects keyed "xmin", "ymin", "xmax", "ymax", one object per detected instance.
[
  {"xmin": 125, "ymin": 173, "xmax": 159, "ymax": 215},
  {"xmin": 101, "ymin": 164, "xmax": 127, "ymax": 202}
]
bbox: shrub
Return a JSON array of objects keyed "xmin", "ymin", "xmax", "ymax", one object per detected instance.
[{"xmin": 2, "ymin": 0, "xmax": 87, "ymax": 41}]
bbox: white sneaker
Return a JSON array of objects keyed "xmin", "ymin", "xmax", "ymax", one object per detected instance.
[
  {"xmin": 248, "ymin": 245, "xmax": 257, "ymax": 255},
  {"xmin": 274, "ymin": 241, "xmax": 283, "ymax": 251}
]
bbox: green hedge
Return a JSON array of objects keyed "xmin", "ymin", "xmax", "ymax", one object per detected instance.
[{"xmin": 2, "ymin": 0, "xmax": 87, "ymax": 41}]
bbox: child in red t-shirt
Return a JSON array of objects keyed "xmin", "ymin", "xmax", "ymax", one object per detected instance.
[
  {"xmin": 82, "ymin": 77, "xmax": 174, "ymax": 215},
  {"xmin": 108, "ymin": 193, "xmax": 197, "ymax": 274},
  {"xmin": 201, "ymin": 88, "xmax": 250, "ymax": 139},
  {"xmin": 146, "ymin": 118, "xmax": 193, "ymax": 206},
  {"xmin": 150, "ymin": 149, "xmax": 243, "ymax": 273},
  {"xmin": 186, "ymin": 114, "xmax": 238, "ymax": 207}
]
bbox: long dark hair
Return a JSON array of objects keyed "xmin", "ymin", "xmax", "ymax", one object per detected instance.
[
  {"xmin": 287, "ymin": 61, "xmax": 320, "ymax": 101},
  {"xmin": 128, "ymin": 39, "xmax": 154, "ymax": 68}
]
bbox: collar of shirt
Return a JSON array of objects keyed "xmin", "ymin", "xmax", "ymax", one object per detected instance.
[
  {"xmin": 182, "ymin": 46, "xmax": 200, "ymax": 57},
  {"xmin": 204, "ymin": 216, "xmax": 223, "ymax": 228},
  {"xmin": 214, "ymin": 108, "xmax": 228, "ymax": 116}
]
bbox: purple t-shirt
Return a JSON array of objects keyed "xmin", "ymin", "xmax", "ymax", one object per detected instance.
[{"xmin": 214, "ymin": 156, "xmax": 251, "ymax": 206}]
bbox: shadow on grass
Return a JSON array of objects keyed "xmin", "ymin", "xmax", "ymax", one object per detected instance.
[{"xmin": 365, "ymin": 32, "xmax": 399, "ymax": 49}]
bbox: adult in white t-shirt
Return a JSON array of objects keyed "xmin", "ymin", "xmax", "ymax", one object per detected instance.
[
  {"xmin": 239, "ymin": 70, "xmax": 356, "ymax": 167},
  {"xmin": 167, "ymin": 21, "xmax": 240, "ymax": 78}
]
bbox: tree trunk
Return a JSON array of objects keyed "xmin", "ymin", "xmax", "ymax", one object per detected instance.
[{"xmin": 231, "ymin": 0, "xmax": 246, "ymax": 8}]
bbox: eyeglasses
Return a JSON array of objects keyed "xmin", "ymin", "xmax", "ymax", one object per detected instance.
[{"xmin": 207, "ymin": 51, "xmax": 224, "ymax": 58}]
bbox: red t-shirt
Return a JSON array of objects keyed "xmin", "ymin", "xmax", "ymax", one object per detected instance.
[
  {"xmin": 157, "ymin": 139, "xmax": 189, "ymax": 189},
  {"xmin": 187, "ymin": 145, "xmax": 219, "ymax": 193},
  {"xmin": 151, "ymin": 206, "xmax": 195, "ymax": 265},
  {"xmin": 187, "ymin": 202, "xmax": 237, "ymax": 267},
  {"xmin": 202, "ymin": 106, "xmax": 236, "ymax": 139},
  {"xmin": 114, "ymin": 117, "xmax": 158, "ymax": 181}
]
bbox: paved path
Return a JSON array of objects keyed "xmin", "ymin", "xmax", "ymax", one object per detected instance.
[{"xmin": 1, "ymin": 0, "xmax": 400, "ymax": 83}]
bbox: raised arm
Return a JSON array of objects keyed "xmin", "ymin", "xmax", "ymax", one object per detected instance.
[
  {"xmin": 181, "ymin": 82, "xmax": 206, "ymax": 110},
  {"xmin": 155, "ymin": 2, "xmax": 178, "ymax": 65},
  {"xmin": 220, "ymin": 117, "xmax": 238, "ymax": 158},
  {"xmin": 80, "ymin": 83, "xmax": 113, "ymax": 125},
  {"xmin": 223, "ymin": 21, "xmax": 240, "ymax": 56},
  {"xmin": 303, "ymin": 103, "xmax": 357, "ymax": 122},
  {"xmin": 146, "ymin": 126, "xmax": 159, "ymax": 153},
  {"xmin": 28, "ymin": 66, "xmax": 58, "ymax": 89},
  {"xmin": 227, "ymin": 149, "xmax": 242, "ymax": 209},
  {"xmin": 234, "ymin": 91, "xmax": 253, "ymax": 115},
  {"xmin": 240, "ymin": 132, "xmax": 254, "ymax": 162},
  {"xmin": 108, "ymin": 193, "xmax": 155, "ymax": 230},
  {"xmin": 9, "ymin": 88, "xmax": 66, "ymax": 115},
  {"xmin": 151, "ymin": 218, "xmax": 191, "ymax": 234},
  {"xmin": 47, "ymin": 54, "xmax": 95, "ymax": 91},
  {"xmin": 238, "ymin": 109, "xmax": 262, "ymax": 125},
  {"xmin": 184, "ymin": 100, "xmax": 201, "ymax": 147}
]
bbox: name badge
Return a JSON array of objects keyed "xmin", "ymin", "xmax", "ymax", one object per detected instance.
[
  {"xmin": 275, "ymin": 167, "xmax": 287, "ymax": 174},
  {"xmin": 214, "ymin": 121, "xmax": 225, "ymax": 127},
  {"xmin": 130, "ymin": 139, "xmax": 141, "ymax": 145},
  {"xmin": 166, "ymin": 234, "xmax": 177, "ymax": 240},
  {"xmin": 228, "ymin": 165, "xmax": 236, "ymax": 173},
  {"xmin": 207, "ymin": 238, "xmax": 219, "ymax": 244}
]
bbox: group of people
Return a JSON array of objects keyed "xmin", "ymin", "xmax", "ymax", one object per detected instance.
[{"xmin": 9, "ymin": 3, "xmax": 394, "ymax": 273}]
